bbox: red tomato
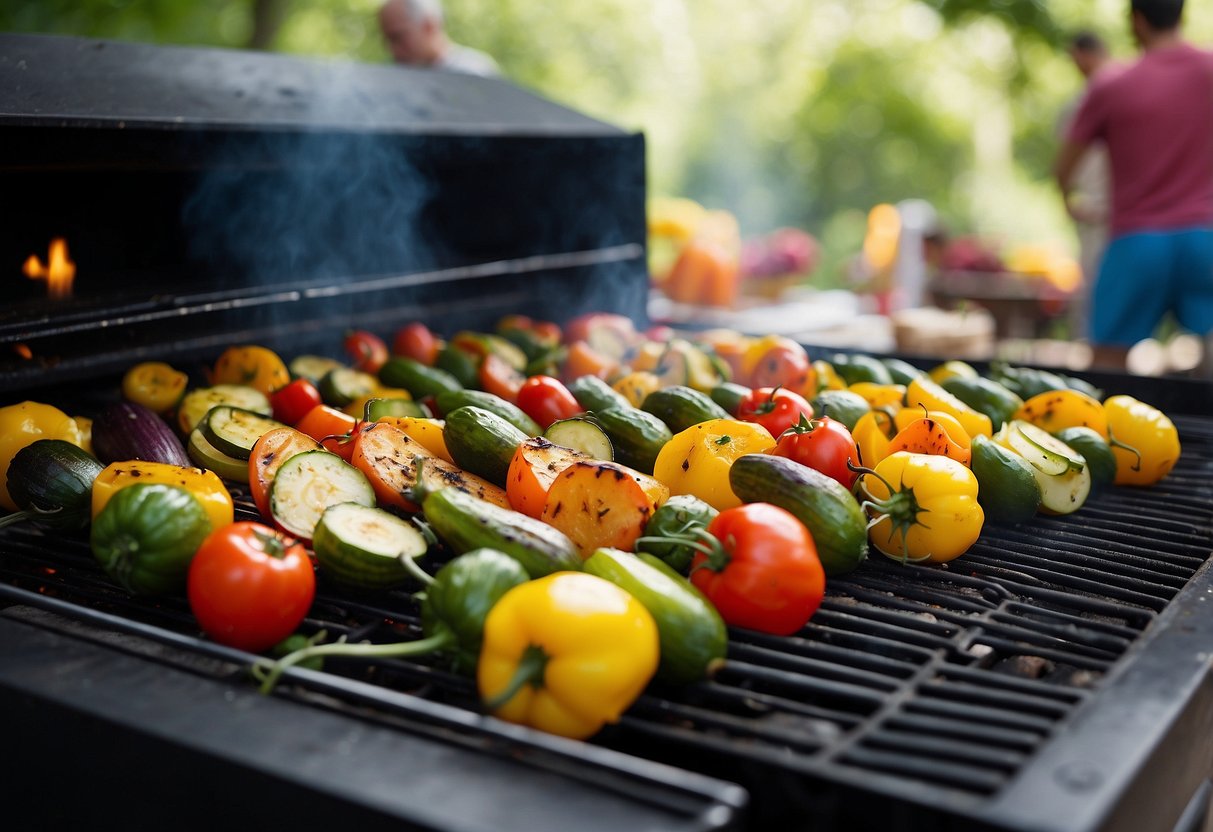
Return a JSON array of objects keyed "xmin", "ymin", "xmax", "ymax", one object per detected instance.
[
  {"xmin": 770, "ymin": 415, "xmax": 861, "ymax": 488},
  {"xmin": 745, "ymin": 339, "xmax": 812, "ymax": 390},
  {"xmin": 690, "ymin": 503, "xmax": 825, "ymax": 636},
  {"xmin": 393, "ymin": 322, "xmax": 440, "ymax": 366},
  {"xmin": 187, "ymin": 521, "xmax": 316, "ymax": 652},
  {"xmin": 737, "ymin": 387, "xmax": 815, "ymax": 438},
  {"xmin": 516, "ymin": 375, "xmax": 583, "ymax": 429},
  {"xmin": 343, "ymin": 330, "xmax": 389, "ymax": 373},
  {"xmin": 270, "ymin": 378, "xmax": 323, "ymax": 426},
  {"xmin": 478, "ymin": 353, "xmax": 526, "ymax": 403}
]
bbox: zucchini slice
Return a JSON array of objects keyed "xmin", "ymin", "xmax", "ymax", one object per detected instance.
[
  {"xmin": 544, "ymin": 417, "xmax": 613, "ymax": 460},
  {"xmin": 187, "ymin": 428, "xmax": 252, "ymax": 483},
  {"xmin": 289, "ymin": 354, "xmax": 345, "ymax": 384},
  {"xmin": 270, "ymin": 450, "xmax": 375, "ymax": 540},
  {"xmin": 201, "ymin": 405, "xmax": 288, "ymax": 460},
  {"xmin": 177, "ymin": 384, "xmax": 272, "ymax": 435},
  {"xmin": 312, "ymin": 503, "xmax": 429, "ymax": 591}
]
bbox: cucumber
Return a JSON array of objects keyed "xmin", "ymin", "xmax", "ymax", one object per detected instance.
[
  {"xmin": 434, "ymin": 345, "xmax": 481, "ymax": 389},
  {"xmin": 942, "ymin": 376, "xmax": 1024, "ymax": 432},
  {"xmin": 421, "ymin": 485, "xmax": 581, "ymax": 577},
  {"xmin": 591, "ymin": 406, "xmax": 674, "ymax": 474},
  {"xmin": 312, "ymin": 502, "xmax": 429, "ymax": 591},
  {"xmin": 545, "ymin": 417, "xmax": 613, "ymax": 460},
  {"xmin": 880, "ymin": 358, "xmax": 924, "ymax": 386},
  {"xmin": 270, "ymin": 449, "xmax": 375, "ymax": 541},
  {"xmin": 289, "ymin": 355, "xmax": 345, "ymax": 384},
  {"xmin": 187, "ymin": 428, "xmax": 252, "ymax": 483},
  {"xmin": 177, "ymin": 384, "xmax": 272, "ymax": 435},
  {"xmin": 831, "ymin": 352, "xmax": 894, "ymax": 385},
  {"xmin": 641, "ymin": 385, "xmax": 731, "ymax": 433},
  {"xmin": 318, "ymin": 366, "xmax": 379, "ymax": 408},
  {"xmin": 569, "ymin": 374, "xmax": 631, "ymax": 412},
  {"xmin": 729, "ymin": 453, "xmax": 868, "ymax": 576},
  {"xmin": 1055, "ymin": 426, "xmax": 1117, "ymax": 489},
  {"xmin": 378, "ymin": 356, "xmax": 463, "ymax": 399},
  {"xmin": 434, "ymin": 389, "xmax": 541, "ymax": 436},
  {"xmin": 442, "ymin": 405, "xmax": 529, "ymax": 486},
  {"xmin": 1, "ymin": 439, "xmax": 103, "ymax": 532},
  {"xmin": 709, "ymin": 382, "xmax": 751, "ymax": 417},
  {"xmin": 969, "ymin": 435, "xmax": 1040, "ymax": 525},
  {"xmin": 637, "ymin": 493, "xmax": 718, "ymax": 573},
  {"xmin": 201, "ymin": 405, "xmax": 288, "ymax": 460},
  {"xmin": 583, "ymin": 548, "xmax": 727, "ymax": 684},
  {"xmin": 809, "ymin": 389, "xmax": 871, "ymax": 432}
]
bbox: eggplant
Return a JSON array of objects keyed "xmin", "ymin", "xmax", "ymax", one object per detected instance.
[{"xmin": 92, "ymin": 401, "xmax": 191, "ymax": 467}]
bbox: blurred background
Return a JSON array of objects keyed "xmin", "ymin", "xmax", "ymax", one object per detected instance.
[{"xmin": 8, "ymin": 0, "xmax": 1213, "ymax": 367}]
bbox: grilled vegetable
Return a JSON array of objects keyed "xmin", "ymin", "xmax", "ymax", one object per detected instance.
[
  {"xmin": 433, "ymin": 344, "xmax": 481, "ymax": 388},
  {"xmin": 121, "ymin": 361, "xmax": 188, "ymax": 415},
  {"xmin": 378, "ymin": 356, "xmax": 463, "ymax": 399},
  {"xmin": 0, "ymin": 400, "xmax": 86, "ymax": 512},
  {"xmin": 92, "ymin": 460, "xmax": 233, "ymax": 532},
  {"xmin": 373, "ymin": 415, "xmax": 451, "ymax": 462},
  {"xmin": 288, "ymin": 355, "xmax": 345, "ymax": 385},
  {"xmin": 257, "ymin": 548, "xmax": 529, "ymax": 693},
  {"xmin": 540, "ymin": 460, "xmax": 669, "ymax": 557},
  {"xmin": 177, "ymin": 385, "xmax": 272, "ymax": 436},
  {"xmin": 859, "ymin": 452, "xmax": 985, "ymax": 563},
  {"xmin": 686, "ymin": 502, "xmax": 825, "ymax": 636},
  {"xmin": 90, "ymin": 401, "xmax": 191, "ymax": 467},
  {"xmin": 478, "ymin": 572, "xmax": 659, "ymax": 740},
  {"xmin": 729, "ymin": 453, "xmax": 868, "ymax": 576},
  {"xmin": 442, "ymin": 405, "xmax": 529, "ymax": 487},
  {"xmin": 188, "ymin": 521, "xmax": 316, "ymax": 652},
  {"xmin": 187, "ymin": 428, "xmax": 252, "ymax": 483},
  {"xmin": 505, "ymin": 437, "xmax": 591, "ymax": 518},
  {"xmin": 312, "ymin": 502, "xmax": 430, "ymax": 591},
  {"xmin": 200, "ymin": 405, "xmax": 288, "ymax": 461},
  {"xmin": 642, "ymin": 386, "xmax": 731, "ymax": 433},
  {"xmin": 421, "ymin": 479, "xmax": 582, "ymax": 577},
  {"xmin": 1103, "ymin": 395, "xmax": 1178, "ymax": 486},
  {"xmin": 969, "ymin": 435, "xmax": 1041, "ymax": 525},
  {"xmin": 0, "ymin": 439, "xmax": 104, "ymax": 532},
  {"xmin": 940, "ymin": 376, "xmax": 1023, "ymax": 432},
  {"xmin": 211, "ymin": 345, "xmax": 291, "ymax": 397},
  {"xmin": 708, "ymin": 382, "xmax": 751, "ymax": 416},
  {"xmin": 269, "ymin": 378, "xmax": 324, "ymax": 425},
  {"xmin": 543, "ymin": 417, "xmax": 612, "ymax": 460},
  {"xmin": 1054, "ymin": 426, "xmax": 1117, "ymax": 489},
  {"xmin": 584, "ymin": 547, "xmax": 727, "ymax": 684},
  {"xmin": 591, "ymin": 407, "xmax": 673, "ymax": 474},
  {"xmin": 847, "ymin": 382, "xmax": 907, "ymax": 410},
  {"xmin": 568, "ymin": 374, "xmax": 631, "ymax": 412},
  {"xmin": 636, "ymin": 493, "xmax": 718, "ymax": 573},
  {"xmin": 905, "ymin": 376, "xmax": 992, "ymax": 439},
  {"xmin": 880, "ymin": 358, "xmax": 925, "ymax": 385},
  {"xmin": 434, "ymin": 390, "xmax": 541, "ymax": 436},
  {"xmin": 269, "ymin": 450, "xmax": 375, "ymax": 541},
  {"xmin": 885, "ymin": 414, "xmax": 971, "ymax": 466},
  {"xmin": 317, "ymin": 366, "xmax": 379, "ymax": 408},
  {"xmin": 994, "ymin": 422, "xmax": 1091, "ymax": 515},
  {"xmin": 90, "ymin": 483, "xmax": 212, "ymax": 595},
  {"xmin": 1014, "ymin": 389, "xmax": 1109, "ymax": 436},
  {"xmin": 653, "ymin": 418, "xmax": 775, "ymax": 511},
  {"xmin": 350, "ymin": 422, "xmax": 509, "ymax": 512},
  {"xmin": 247, "ymin": 427, "xmax": 324, "ymax": 519},
  {"xmin": 610, "ymin": 371, "xmax": 661, "ymax": 408}
]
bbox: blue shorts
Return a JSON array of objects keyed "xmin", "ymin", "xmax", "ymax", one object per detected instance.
[{"xmin": 1091, "ymin": 227, "xmax": 1213, "ymax": 346}]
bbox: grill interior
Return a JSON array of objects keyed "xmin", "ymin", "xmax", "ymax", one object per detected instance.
[{"xmin": 2, "ymin": 411, "xmax": 1210, "ymax": 830}]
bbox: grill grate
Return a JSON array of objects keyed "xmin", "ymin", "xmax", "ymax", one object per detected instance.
[{"xmin": 1, "ymin": 415, "xmax": 1211, "ymax": 828}]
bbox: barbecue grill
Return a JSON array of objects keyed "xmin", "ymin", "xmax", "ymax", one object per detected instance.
[{"xmin": 4, "ymin": 33, "xmax": 1213, "ymax": 832}]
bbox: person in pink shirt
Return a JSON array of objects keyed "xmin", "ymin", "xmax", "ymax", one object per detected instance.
[{"xmin": 1054, "ymin": 0, "xmax": 1213, "ymax": 370}]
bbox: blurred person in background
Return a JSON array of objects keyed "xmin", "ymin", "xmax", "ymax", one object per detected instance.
[
  {"xmin": 1054, "ymin": 0, "xmax": 1213, "ymax": 371},
  {"xmin": 1058, "ymin": 30, "xmax": 1117, "ymax": 343},
  {"xmin": 378, "ymin": 0, "xmax": 499, "ymax": 77}
]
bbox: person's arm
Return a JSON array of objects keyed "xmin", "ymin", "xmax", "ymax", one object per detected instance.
[{"xmin": 1054, "ymin": 140, "xmax": 1093, "ymax": 222}]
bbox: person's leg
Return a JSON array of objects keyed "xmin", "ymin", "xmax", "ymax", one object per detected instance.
[
  {"xmin": 1089, "ymin": 232, "xmax": 1174, "ymax": 369},
  {"xmin": 1172, "ymin": 228, "xmax": 1213, "ymax": 335}
]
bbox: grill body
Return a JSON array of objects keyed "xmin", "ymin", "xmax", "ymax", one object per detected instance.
[{"xmin": 3, "ymin": 33, "xmax": 1213, "ymax": 832}]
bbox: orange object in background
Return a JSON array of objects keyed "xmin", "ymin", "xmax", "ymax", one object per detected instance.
[
  {"xmin": 24, "ymin": 238, "xmax": 76, "ymax": 300},
  {"xmin": 664, "ymin": 239, "xmax": 739, "ymax": 307}
]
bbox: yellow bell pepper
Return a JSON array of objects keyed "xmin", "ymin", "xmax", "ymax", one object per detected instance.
[
  {"xmin": 813, "ymin": 360, "xmax": 846, "ymax": 393},
  {"xmin": 612, "ymin": 371, "xmax": 662, "ymax": 407},
  {"xmin": 73, "ymin": 416, "xmax": 94, "ymax": 456},
  {"xmin": 652, "ymin": 418, "xmax": 775, "ymax": 511},
  {"xmin": 376, "ymin": 416, "xmax": 453, "ymax": 463},
  {"xmin": 852, "ymin": 409, "xmax": 896, "ymax": 468},
  {"xmin": 849, "ymin": 382, "xmax": 907, "ymax": 410},
  {"xmin": 893, "ymin": 408, "xmax": 972, "ymax": 449},
  {"xmin": 1103, "ymin": 395, "xmax": 1180, "ymax": 485},
  {"xmin": 906, "ymin": 376, "xmax": 992, "ymax": 439},
  {"xmin": 859, "ymin": 451, "xmax": 984, "ymax": 564},
  {"xmin": 927, "ymin": 360, "xmax": 979, "ymax": 385},
  {"xmin": 344, "ymin": 387, "xmax": 413, "ymax": 419},
  {"xmin": 211, "ymin": 345, "xmax": 291, "ymax": 396},
  {"xmin": 122, "ymin": 361, "xmax": 189, "ymax": 414},
  {"xmin": 92, "ymin": 461, "xmax": 233, "ymax": 532},
  {"xmin": 478, "ymin": 572, "xmax": 659, "ymax": 740},
  {"xmin": 1014, "ymin": 389, "xmax": 1108, "ymax": 437},
  {"xmin": 0, "ymin": 401, "xmax": 85, "ymax": 511}
]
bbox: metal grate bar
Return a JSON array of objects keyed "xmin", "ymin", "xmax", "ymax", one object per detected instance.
[
  {"xmin": 725, "ymin": 637, "xmax": 920, "ymax": 680},
  {"xmin": 881, "ymin": 712, "xmax": 1045, "ymax": 751},
  {"xmin": 722, "ymin": 642, "xmax": 911, "ymax": 688},
  {"xmin": 859, "ymin": 729, "xmax": 1029, "ymax": 771},
  {"xmin": 837, "ymin": 747, "xmax": 1008, "ymax": 794}
]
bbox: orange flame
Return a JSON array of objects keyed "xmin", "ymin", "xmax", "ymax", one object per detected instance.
[
  {"xmin": 13, "ymin": 343, "xmax": 33, "ymax": 360},
  {"xmin": 24, "ymin": 238, "xmax": 75, "ymax": 300}
]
